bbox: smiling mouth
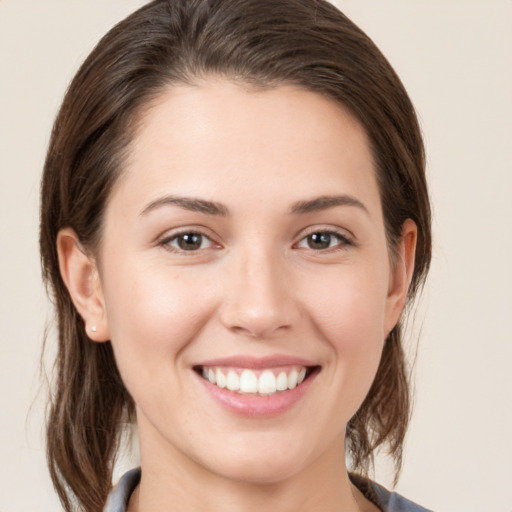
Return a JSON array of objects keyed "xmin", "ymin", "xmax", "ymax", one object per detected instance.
[{"xmin": 194, "ymin": 365, "xmax": 320, "ymax": 396}]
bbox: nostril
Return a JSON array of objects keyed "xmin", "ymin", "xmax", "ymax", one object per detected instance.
[{"xmin": 226, "ymin": 321, "xmax": 292, "ymax": 339}]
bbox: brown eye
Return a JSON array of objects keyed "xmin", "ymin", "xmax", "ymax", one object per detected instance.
[
  {"xmin": 297, "ymin": 231, "xmax": 350, "ymax": 251},
  {"xmin": 177, "ymin": 233, "xmax": 203, "ymax": 250},
  {"xmin": 166, "ymin": 232, "xmax": 212, "ymax": 251},
  {"xmin": 307, "ymin": 232, "xmax": 332, "ymax": 249}
]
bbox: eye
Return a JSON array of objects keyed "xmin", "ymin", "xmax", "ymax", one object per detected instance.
[
  {"xmin": 296, "ymin": 231, "xmax": 351, "ymax": 251},
  {"xmin": 163, "ymin": 232, "xmax": 214, "ymax": 252}
]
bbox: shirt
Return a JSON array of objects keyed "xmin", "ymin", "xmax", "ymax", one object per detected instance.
[{"xmin": 103, "ymin": 467, "xmax": 433, "ymax": 512}]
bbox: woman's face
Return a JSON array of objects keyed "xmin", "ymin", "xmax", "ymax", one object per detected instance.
[{"xmin": 95, "ymin": 81, "xmax": 411, "ymax": 483}]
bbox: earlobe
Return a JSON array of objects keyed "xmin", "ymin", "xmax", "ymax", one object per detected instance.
[
  {"xmin": 56, "ymin": 228, "xmax": 110, "ymax": 342},
  {"xmin": 384, "ymin": 219, "xmax": 417, "ymax": 335}
]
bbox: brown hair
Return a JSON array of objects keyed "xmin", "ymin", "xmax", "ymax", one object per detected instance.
[{"xmin": 40, "ymin": 0, "xmax": 431, "ymax": 510}]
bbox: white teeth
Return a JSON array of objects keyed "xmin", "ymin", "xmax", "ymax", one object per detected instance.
[
  {"xmin": 287, "ymin": 369, "xmax": 298, "ymax": 389},
  {"xmin": 216, "ymin": 368, "xmax": 226, "ymax": 388},
  {"xmin": 276, "ymin": 371, "xmax": 288, "ymax": 391},
  {"xmin": 239, "ymin": 370, "xmax": 258, "ymax": 393},
  {"xmin": 226, "ymin": 370, "xmax": 240, "ymax": 391},
  {"xmin": 201, "ymin": 366, "xmax": 311, "ymax": 395},
  {"xmin": 258, "ymin": 370, "xmax": 277, "ymax": 395}
]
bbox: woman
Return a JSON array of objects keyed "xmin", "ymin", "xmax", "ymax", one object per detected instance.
[{"xmin": 40, "ymin": 0, "xmax": 432, "ymax": 511}]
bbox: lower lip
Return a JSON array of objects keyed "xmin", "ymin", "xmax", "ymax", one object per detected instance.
[{"xmin": 195, "ymin": 371, "xmax": 318, "ymax": 418}]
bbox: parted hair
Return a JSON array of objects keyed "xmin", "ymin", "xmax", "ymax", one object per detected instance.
[{"xmin": 40, "ymin": 1, "xmax": 431, "ymax": 510}]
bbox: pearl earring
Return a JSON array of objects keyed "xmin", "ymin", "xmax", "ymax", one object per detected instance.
[{"xmin": 91, "ymin": 325, "xmax": 97, "ymax": 333}]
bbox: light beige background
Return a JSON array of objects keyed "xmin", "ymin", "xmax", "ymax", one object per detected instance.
[{"xmin": 1, "ymin": 1, "xmax": 511, "ymax": 511}]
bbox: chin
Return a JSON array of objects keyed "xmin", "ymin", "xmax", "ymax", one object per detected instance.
[
  {"xmin": 197, "ymin": 434, "xmax": 317, "ymax": 485},
  {"xmin": 210, "ymin": 456, "xmax": 305, "ymax": 485}
]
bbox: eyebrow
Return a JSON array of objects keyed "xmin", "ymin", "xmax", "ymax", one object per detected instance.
[
  {"xmin": 139, "ymin": 194, "xmax": 368, "ymax": 217},
  {"xmin": 290, "ymin": 195, "xmax": 368, "ymax": 215},
  {"xmin": 140, "ymin": 196, "xmax": 229, "ymax": 216}
]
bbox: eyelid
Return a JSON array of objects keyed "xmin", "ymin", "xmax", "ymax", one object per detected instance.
[
  {"xmin": 295, "ymin": 224, "xmax": 355, "ymax": 242},
  {"xmin": 293, "ymin": 225, "xmax": 355, "ymax": 250},
  {"xmin": 157, "ymin": 226, "xmax": 222, "ymax": 253}
]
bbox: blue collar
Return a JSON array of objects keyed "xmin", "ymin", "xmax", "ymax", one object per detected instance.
[{"xmin": 104, "ymin": 467, "xmax": 432, "ymax": 512}]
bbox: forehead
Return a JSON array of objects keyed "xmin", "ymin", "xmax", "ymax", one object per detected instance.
[{"xmin": 112, "ymin": 80, "xmax": 380, "ymax": 216}]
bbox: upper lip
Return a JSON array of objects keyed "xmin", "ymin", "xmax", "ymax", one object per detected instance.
[{"xmin": 195, "ymin": 354, "xmax": 318, "ymax": 369}]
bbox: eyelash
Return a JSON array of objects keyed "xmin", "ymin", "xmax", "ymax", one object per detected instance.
[
  {"xmin": 158, "ymin": 228, "xmax": 354, "ymax": 255},
  {"xmin": 295, "ymin": 229, "xmax": 353, "ymax": 252},
  {"xmin": 159, "ymin": 230, "xmax": 217, "ymax": 253}
]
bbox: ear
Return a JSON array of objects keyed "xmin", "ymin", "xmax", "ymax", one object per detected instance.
[
  {"xmin": 56, "ymin": 227, "xmax": 110, "ymax": 342},
  {"xmin": 384, "ymin": 219, "xmax": 417, "ymax": 336}
]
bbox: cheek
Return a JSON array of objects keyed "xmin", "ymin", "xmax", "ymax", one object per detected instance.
[
  {"xmin": 304, "ymin": 264, "xmax": 389, "ymax": 345},
  {"xmin": 101, "ymin": 260, "xmax": 217, "ymax": 385},
  {"xmin": 301, "ymin": 266, "xmax": 389, "ymax": 412}
]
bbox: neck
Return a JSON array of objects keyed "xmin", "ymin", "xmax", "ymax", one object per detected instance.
[{"xmin": 129, "ymin": 433, "xmax": 371, "ymax": 512}]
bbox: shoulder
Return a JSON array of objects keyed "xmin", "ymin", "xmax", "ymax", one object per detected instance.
[
  {"xmin": 103, "ymin": 468, "xmax": 141, "ymax": 512},
  {"xmin": 350, "ymin": 473, "xmax": 434, "ymax": 512}
]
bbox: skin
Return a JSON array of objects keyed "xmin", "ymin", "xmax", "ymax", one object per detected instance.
[{"xmin": 58, "ymin": 80, "xmax": 416, "ymax": 512}]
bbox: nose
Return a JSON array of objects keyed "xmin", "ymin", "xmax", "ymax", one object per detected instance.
[{"xmin": 219, "ymin": 248, "xmax": 300, "ymax": 339}]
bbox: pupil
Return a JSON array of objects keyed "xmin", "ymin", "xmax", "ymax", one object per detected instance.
[
  {"xmin": 178, "ymin": 233, "xmax": 202, "ymax": 250},
  {"xmin": 308, "ymin": 233, "xmax": 330, "ymax": 249}
]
